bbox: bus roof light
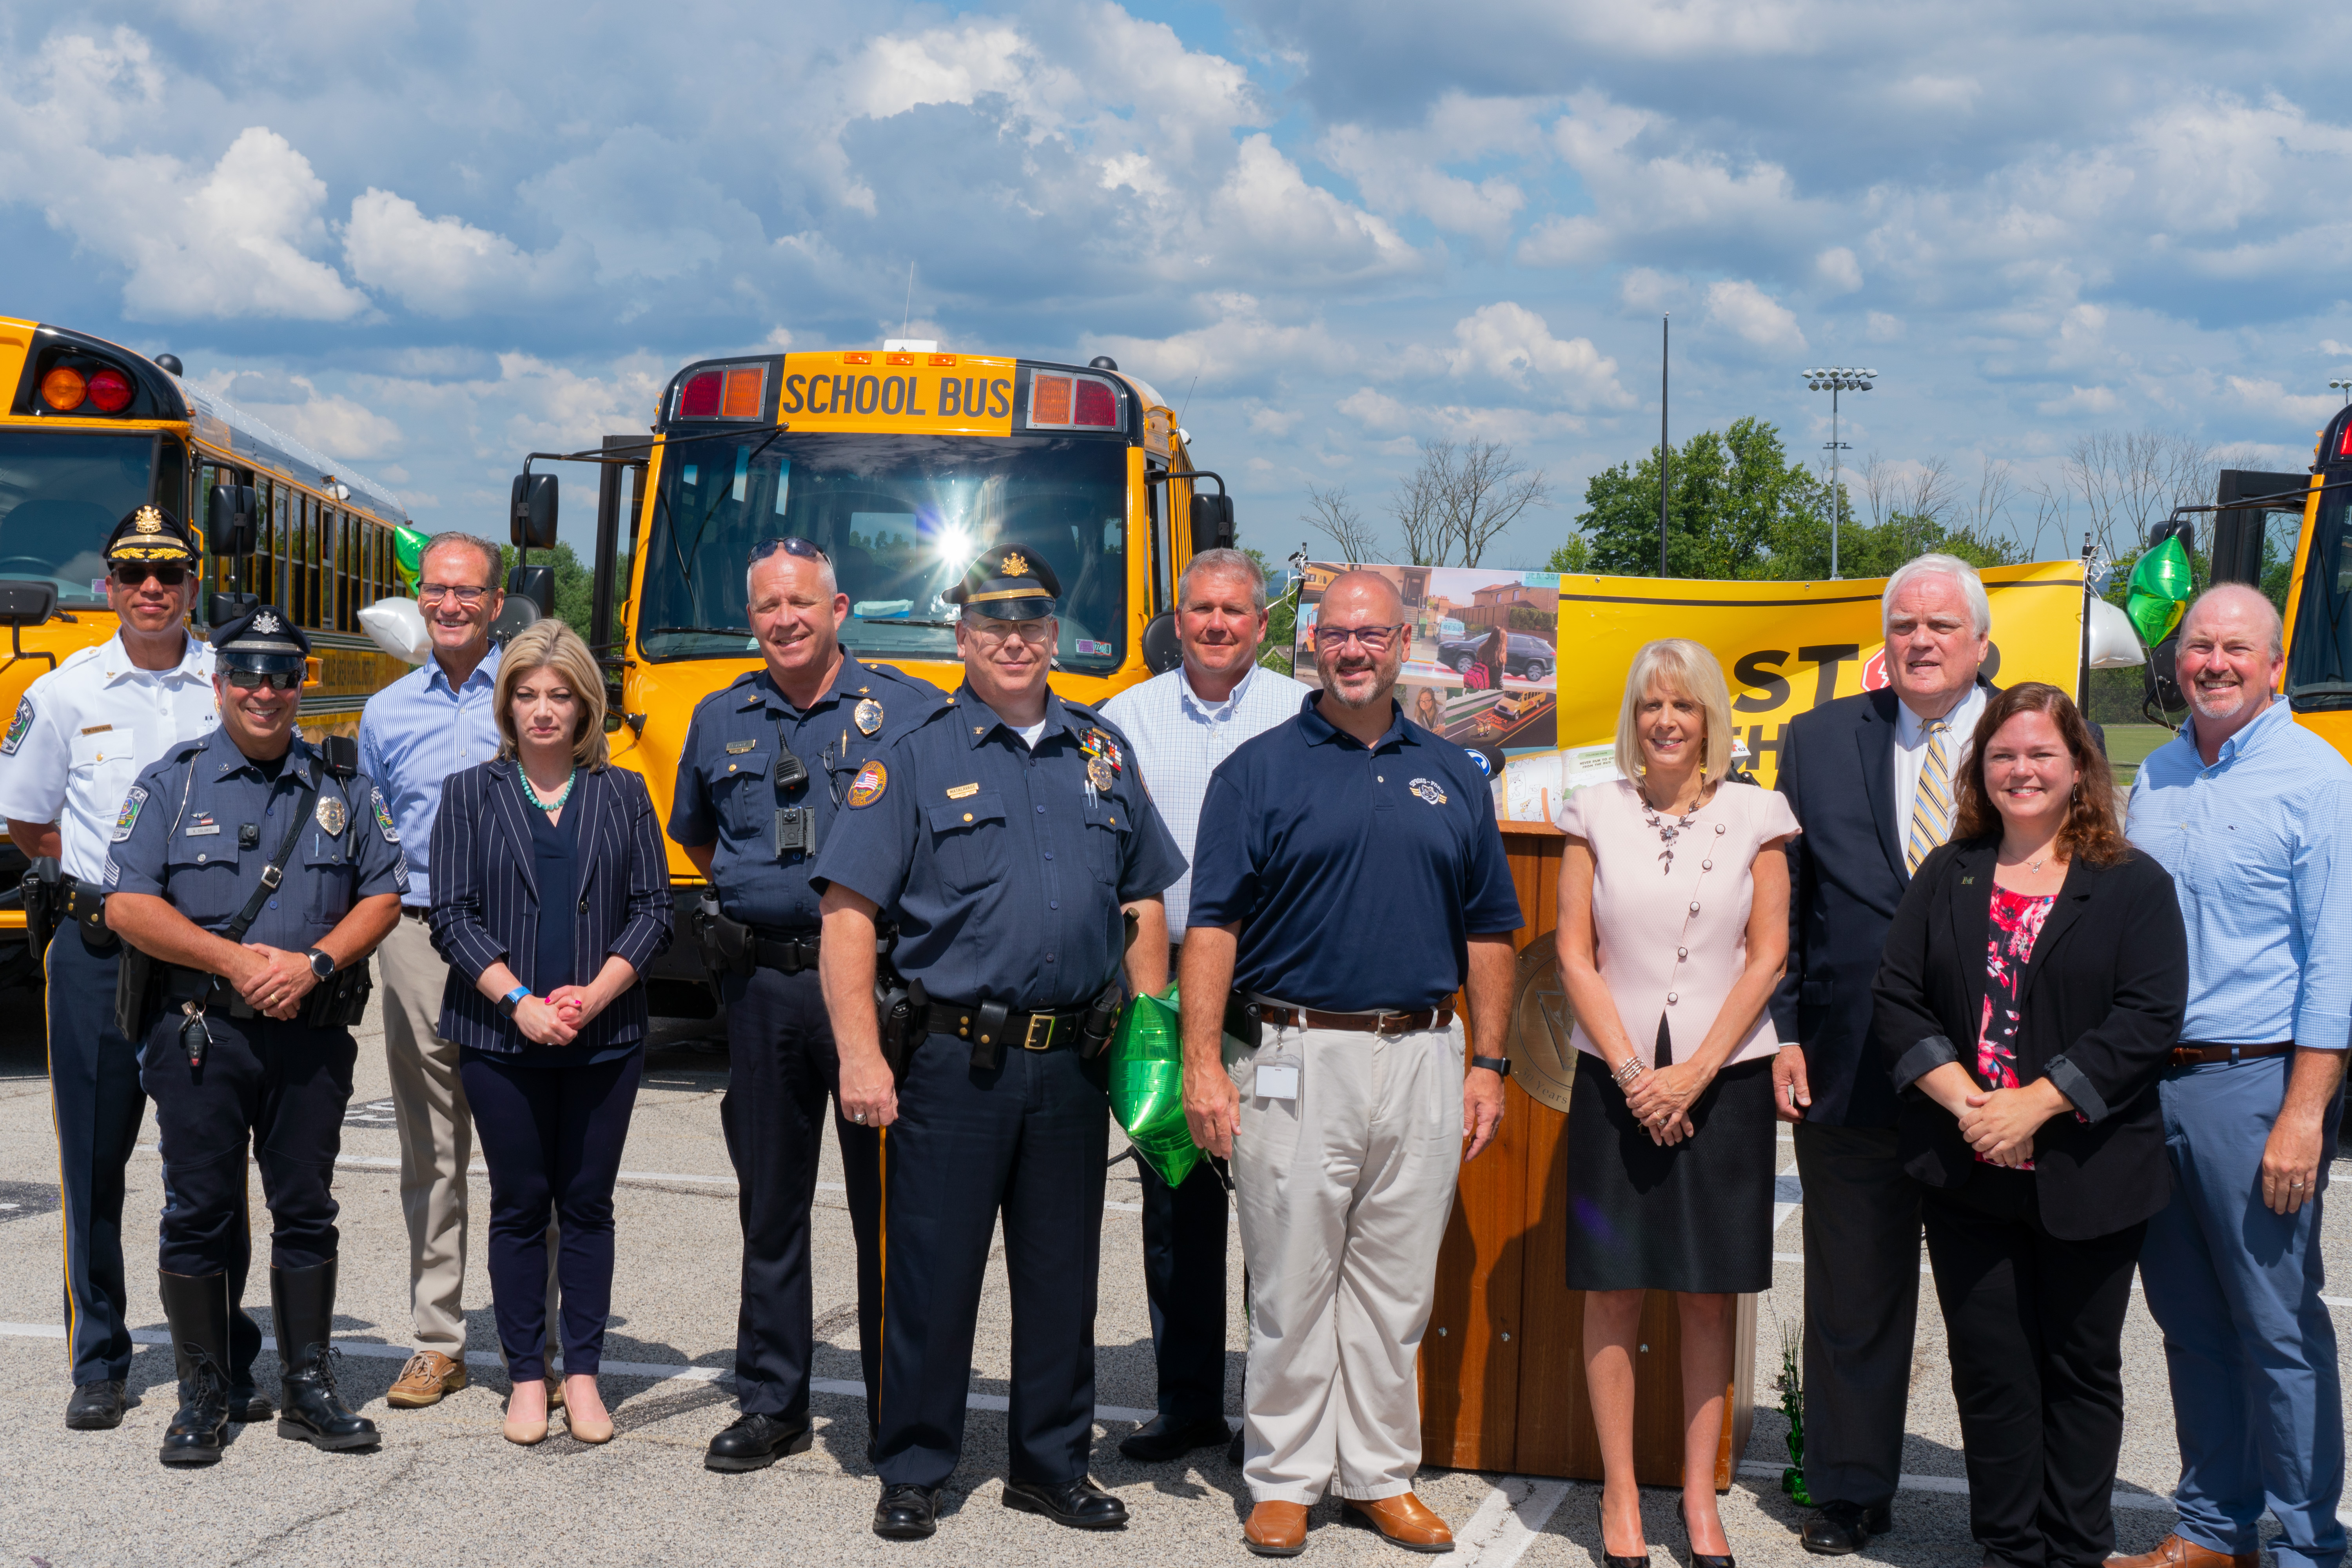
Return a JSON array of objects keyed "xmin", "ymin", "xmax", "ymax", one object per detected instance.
[
  {"xmin": 1027, "ymin": 371, "xmax": 1122, "ymax": 430},
  {"xmin": 721, "ymin": 367, "xmax": 764, "ymax": 418},
  {"xmin": 677, "ymin": 371, "xmax": 722, "ymax": 419},
  {"xmin": 40, "ymin": 365, "xmax": 87, "ymax": 412},
  {"xmin": 86, "ymin": 367, "xmax": 133, "ymax": 414},
  {"xmin": 1073, "ymin": 379, "xmax": 1117, "ymax": 426},
  {"xmin": 2340, "ymin": 420, "xmax": 2352, "ymax": 460},
  {"xmin": 1032, "ymin": 373, "xmax": 1072, "ymax": 426}
]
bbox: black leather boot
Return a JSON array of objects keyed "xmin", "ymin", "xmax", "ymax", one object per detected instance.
[
  {"xmin": 270, "ymin": 1259, "xmax": 378, "ymax": 1452},
  {"xmin": 156, "ymin": 1270, "xmax": 233, "ymax": 1466}
]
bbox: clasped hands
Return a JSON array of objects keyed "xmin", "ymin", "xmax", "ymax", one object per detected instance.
[
  {"xmin": 1952, "ymin": 1079, "xmax": 2070, "ymax": 1167},
  {"xmin": 1622, "ymin": 1061, "xmax": 1711, "ymax": 1146},
  {"xmin": 233, "ymin": 943, "xmax": 319, "ymax": 1020}
]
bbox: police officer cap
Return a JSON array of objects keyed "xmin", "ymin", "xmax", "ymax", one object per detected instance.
[
  {"xmin": 103, "ymin": 503, "xmax": 199, "ymax": 565},
  {"xmin": 945, "ymin": 544, "xmax": 1060, "ymax": 622},
  {"xmin": 211, "ymin": 604, "xmax": 310, "ymax": 674}
]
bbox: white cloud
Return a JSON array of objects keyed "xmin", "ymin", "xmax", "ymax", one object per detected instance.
[
  {"xmin": 203, "ymin": 373, "xmax": 403, "ymax": 459},
  {"xmin": 1443, "ymin": 302, "xmax": 1632, "ymax": 408},
  {"xmin": 1616, "ymin": 267, "xmax": 1686, "ymax": 313},
  {"xmin": 345, "ymin": 189, "xmax": 546, "ymax": 316},
  {"xmin": 1704, "ymin": 279, "xmax": 1805, "ymax": 351},
  {"xmin": 1083, "ymin": 293, "xmax": 1358, "ymax": 390},
  {"xmin": 1815, "ymin": 247, "xmax": 1862, "ymax": 292},
  {"xmin": 1316, "ymin": 94, "xmax": 1547, "ymax": 245},
  {"xmin": 1866, "ymin": 311, "xmax": 1906, "ymax": 341},
  {"xmin": 2223, "ymin": 376, "xmax": 2340, "ymax": 423},
  {"xmin": 2037, "ymin": 385, "xmax": 2123, "ymax": 415}
]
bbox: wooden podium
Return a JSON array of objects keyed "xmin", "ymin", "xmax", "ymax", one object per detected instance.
[{"xmin": 1417, "ymin": 820, "xmax": 1757, "ymax": 1488}]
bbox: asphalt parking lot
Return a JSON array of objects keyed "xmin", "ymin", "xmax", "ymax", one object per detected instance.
[{"xmin": 0, "ymin": 989, "xmax": 2343, "ymax": 1567}]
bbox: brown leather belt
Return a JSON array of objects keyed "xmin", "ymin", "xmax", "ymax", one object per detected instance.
[
  {"xmin": 1263, "ymin": 1005, "xmax": 1455, "ymax": 1036},
  {"xmin": 2168, "ymin": 1041, "xmax": 2294, "ymax": 1068}
]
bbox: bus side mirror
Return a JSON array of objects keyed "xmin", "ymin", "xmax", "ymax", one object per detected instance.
[
  {"xmin": 0, "ymin": 581, "xmax": 58, "ymax": 627},
  {"xmin": 208, "ymin": 484, "xmax": 258, "ymax": 557},
  {"xmin": 510, "ymin": 474, "xmax": 559, "ymax": 550},
  {"xmin": 508, "ymin": 564, "xmax": 555, "ymax": 621},
  {"xmin": 1141, "ymin": 611, "xmax": 1181, "ymax": 674},
  {"xmin": 1191, "ymin": 492, "xmax": 1235, "ymax": 552},
  {"xmin": 208, "ymin": 592, "xmax": 259, "ymax": 629}
]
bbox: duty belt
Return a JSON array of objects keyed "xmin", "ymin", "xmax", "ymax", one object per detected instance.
[
  {"xmin": 163, "ymin": 965, "xmax": 261, "ymax": 1020},
  {"xmin": 924, "ymin": 999, "xmax": 1090, "ymax": 1052},
  {"xmin": 749, "ymin": 927, "xmax": 821, "ymax": 975},
  {"xmin": 2168, "ymin": 1040, "xmax": 2294, "ymax": 1068},
  {"xmin": 1259, "ymin": 1004, "xmax": 1456, "ymax": 1036}
]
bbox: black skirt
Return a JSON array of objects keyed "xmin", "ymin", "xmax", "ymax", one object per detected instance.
[{"xmin": 1562, "ymin": 1047, "xmax": 1776, "ymax": 1294}]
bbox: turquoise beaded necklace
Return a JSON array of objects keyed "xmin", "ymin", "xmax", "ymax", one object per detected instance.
[{"xmin": 519, "ymin": 764, "xmax": 578, "ymax": 812}]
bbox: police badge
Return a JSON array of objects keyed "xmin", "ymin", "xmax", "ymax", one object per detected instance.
[
  {"xmin": 316, "ymin": 795, "xmax": 348, "ymax": 836},
  {"xmin": 1088, "ymin": 757, "xmax": 1116, "ymax": 793},
  {"xmin": 855, "ymin": 697, "xmax": 884, "ymax": 735}
]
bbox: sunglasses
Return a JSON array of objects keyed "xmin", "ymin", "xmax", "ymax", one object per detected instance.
[
  {"xmin": 748, "ymin": 536, "xmax": 829, "ymax": 566},
  {"xmin": 223, "ymin": 669, "xmax": 303, "ymax": 692},
  {"xmin": 1312, "ymin": 622, "xmax": 1402, "ymax": 652},
  {"xmin": 112, "ymin": 564, "xmax": 189, "ymax": 588}
]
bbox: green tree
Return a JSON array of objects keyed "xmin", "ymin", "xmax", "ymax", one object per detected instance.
[
  {"xmin": 496, "ymin": 541, "xmax": 598, "ymax": 641},
  {"xmin": 1544, "ymin": 536, "xmax": 1592, "ymax": 574}
]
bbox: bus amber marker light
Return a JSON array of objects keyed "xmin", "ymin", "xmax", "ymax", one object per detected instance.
[
  {"xmin": 674, "ymin": 365, "xmax": 768, "ymax": 421},
  {"xmin": 1027, "ymin": 373, "xmax": 1119, "ymax": 430}
]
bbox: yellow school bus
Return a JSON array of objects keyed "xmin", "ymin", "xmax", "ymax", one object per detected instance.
[
  {"xmin": 544, "ymin": 345, "xmax": 1231, "ymax": 1010},
  {"xmin": 2274, "ymin": 403, "xmax": 2352, "ymax": 756},
  {"xmin": 0, "ymin": 317, "xmax": 413, "ymax": 982}
]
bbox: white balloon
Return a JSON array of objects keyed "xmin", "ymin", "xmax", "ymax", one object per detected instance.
[
  {"xmin": 359, "ymin": 595, "xmax": 432, "ymax": 664},
  {"xmin": 2086, "ymin": 596, "xmax": 2148, "ymax": 670}
]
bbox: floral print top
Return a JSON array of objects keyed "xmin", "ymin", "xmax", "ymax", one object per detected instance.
[{"xmin": 1978, "ymin": 885, "xmax": 2056, "ymax": 1168}]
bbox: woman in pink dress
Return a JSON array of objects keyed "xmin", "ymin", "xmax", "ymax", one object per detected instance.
[{"xmin": 1553, "ymin": 637, "xmax": 1797, "ymax": 1567}]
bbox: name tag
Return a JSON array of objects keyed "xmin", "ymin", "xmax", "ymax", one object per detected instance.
[
  {"xmin": 185, "ymin": 815, "xmax": 221, "ymax": 837},
  {"xmin": 1255, "ymin": 1060, "xmax": 1300, "ymax": 1102}
]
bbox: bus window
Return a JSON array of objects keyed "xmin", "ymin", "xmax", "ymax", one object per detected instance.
[
  {"xmin": 2287, "ymin": 483, "xmax": 2352, "ymax": 709},
  {"xmin": 0, "ymin": 429, "xmax": 157, "ymax": 602}
]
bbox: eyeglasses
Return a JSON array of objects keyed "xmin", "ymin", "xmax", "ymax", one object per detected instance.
[
  {"xmin": 965, "ymin": 617, "xmax": 1054, "ymax": 646},
  {"xmin": 419, "ymin": 584, "xmax": 493, "ymax": 604},
  {"xmin": 223, "ymin": 669, "xmax": 302, "ymax": 691},
  {"xmin": 112, "ymin": 564, "xmax": 188, "ymax": 588},
  {"xmin": 1312, "ymin": 622, "xmax": 1402, "ymax": 652},
  {"xmin": 748, "ymin": 536, "xmax": 829, "ymax": 565}
]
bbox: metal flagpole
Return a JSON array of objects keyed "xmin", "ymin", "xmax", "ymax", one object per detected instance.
[{"xmin": 1659, "ymin": 315, "xmax": 1670, "ymax": 576}]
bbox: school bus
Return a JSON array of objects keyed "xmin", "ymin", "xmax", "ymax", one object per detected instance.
[
  {"xmin": 0, "ymin": 317, "xmax": 414, "ymax": 984},
  {"xmin": 2268, "ymin": 402, "xmax": 2352, "ymax": 757},
  {"xmin": 531, "ymin": 345, "xmax": 1234, "ymax": 1013}
]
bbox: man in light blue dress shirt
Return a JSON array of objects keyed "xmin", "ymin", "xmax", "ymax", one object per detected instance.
[
  {"xmin": 355, "ymin": 534, "xmax": 543, "ymax": 1408},
  {"xmin": 2121, "ymin": 584, "xmax": 2350, "ymax": 1568},
  {"xmin": 1100, "ymin": 548, "xmax": 1312, "ymax": 1466}
]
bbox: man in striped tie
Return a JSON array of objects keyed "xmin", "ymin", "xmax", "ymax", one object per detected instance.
[{"xmin": 1770, "ymin": 553, "xmax": 1993, "ymax": 1554}]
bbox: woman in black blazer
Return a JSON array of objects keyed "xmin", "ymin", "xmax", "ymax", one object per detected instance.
[
  {"xmin": 1872, "ymin": 682, "xmax": 2184, "ymax": 1568},
  {"xmin": 428, "ymin": 619, "xmax": 673, "ymax": 1446}
]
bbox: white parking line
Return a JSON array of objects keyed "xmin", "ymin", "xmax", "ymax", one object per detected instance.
[{"xmin": 1453, "ymin": 1477, "xmax": 1572, "ymax": 1568}]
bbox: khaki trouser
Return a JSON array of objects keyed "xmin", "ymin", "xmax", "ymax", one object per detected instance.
[
  {"xmin": 379, "ymin": 915, "xmax": 556, "ymax": 1364},
  {"xmin": 1232, "ymin": 1018, "xmax": 1464, "ymax": 1505}
]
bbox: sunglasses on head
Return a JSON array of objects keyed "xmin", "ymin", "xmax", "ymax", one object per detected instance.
[
  {"xmin": 223, "ymin": 668, "xmax": 302, "ymax": 691},
  {"xmin": 748, "ymin": 536, "xmax": 828, "ymax": 566},
  {"xmin": 112, "ymin": 563, "xmax": 189, "ymax": 588}
]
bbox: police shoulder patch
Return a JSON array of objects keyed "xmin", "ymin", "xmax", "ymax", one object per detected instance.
[
  {"xmin": 112, "ymin": 786, "xmax": 147, "ymax": 841},
  {"xmin": 371, "ymin": 788, "xmax": 399, "ymax": 844},
  {"xmin": 2, "ymin": 697, "xmax": 33, "ymax": 756},
  {"xmin": 846, "ymin": 760, "xmax": 888, "ymax": 808}
]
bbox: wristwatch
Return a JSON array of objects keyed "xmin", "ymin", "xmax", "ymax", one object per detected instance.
[
  {"xmin": 305, "ymin": 947, "xmax": 335, "ymax": 981},
  {"xmin": 1471, "ymin": 1054, "xmax": 1511, "ymax": 1077},
  {"xmin": 498, "ymin": 985, "xmax": 530, "ymax": 1018}
]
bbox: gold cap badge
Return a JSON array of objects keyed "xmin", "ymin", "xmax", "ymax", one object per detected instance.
[
  {"xmin": 1001, "ymin": 551, "xmax": 1030, "ymax": 578},
  {"xmin": 133, "ymin": 506, "xmax": 164, "ymax": 535}
]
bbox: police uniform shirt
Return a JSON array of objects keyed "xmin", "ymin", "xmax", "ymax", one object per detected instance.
[
  {"xmin": 1188, "ymin": 693, "xmax": 1521, "ymax": 1012},
  {"xmin": 810, "ymin": 686, "xmax": 1186, "ymax": 1011},
  {"xmin": 0, "ymin": 633, "xmax": 218, "ymax": 884},
  {"xmin": 105, "ymin": 728, "xmax": 407, "ymax": 952},
  {"xmin": 668, "ymin": 659, "xmax": 945, "ymax": 932}
]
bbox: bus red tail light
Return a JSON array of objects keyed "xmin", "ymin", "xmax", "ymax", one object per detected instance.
[
  {"xmin": 86, "ymin": 368, "xmax": 133, "ymax": 413},
  {"xmin": 677, "ymin": 371, "xmax": 722, "ymax": 418},
  {"xmin": 672, "ymin": 363, "xmax": 767, "ymax": 421},
  {"xmin": 1072, "ymin": 378, "xmax": 1117, "ymax": 426},
  {"xmin": 40, "ymin": 365, "xmax": 87, "ymax": 411},
  {"xmin": 2339, "ymin": 420, "xmax": 2352, "ymax": 460}
]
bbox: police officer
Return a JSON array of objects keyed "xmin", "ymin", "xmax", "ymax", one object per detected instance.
[
  {"xmin": 669, "ymin": 535, "xmax": 943, "ymax": 1470},
  {"xmin": 812, "ymin": 546, "xmax": 1185, "ymax": 1541},
  {"xmin": 103, "ymin": 606, "xmax": 406, "ymax": 1466},
  {"xmin": 0, "ymin": 504, "xmax": 265, "ymax": 1434}
]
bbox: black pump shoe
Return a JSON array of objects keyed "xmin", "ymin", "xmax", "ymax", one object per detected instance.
[
  {"xmin": 156, "ymin": 1270, "xmax": 234, "ymax": 1465},
  {"xmin": 704, "ymin": 1411, "xmax": 814, "ymax": 1472},
  {"xmin": 270, "ymin": 1260, "xmax": 378, "ymax": 1452},
  {"xmin": 1002, "ymin": 1476, "xmax": 1129, "ymax": 1530},
  {"xmin": 874, "ymin": 1483, "xmax": 942, "ymax": 1539},
  {"xmin": 1679, "ymin": 1498, "xmax": 1734, "ymax": 1568},
  {"xmin": 1597, "ymin": 1498, "xmax": 1649, "ymax": 1567}
]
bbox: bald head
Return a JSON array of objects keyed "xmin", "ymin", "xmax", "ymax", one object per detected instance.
[
  {"xmin": 1321, "ymin": 570, "xmax": 1405, "ymax": 621},
  {"xmin": 1312, "ymin": 570, "xmax": 1408, "ymax": 715},
  {"xmin": 2180, "ymin": 582, "xmax": 2283, "ymax": 659},
  {"xmin": 2177, "ymin": 581, "xmax": 2285, "ymax": 758}
]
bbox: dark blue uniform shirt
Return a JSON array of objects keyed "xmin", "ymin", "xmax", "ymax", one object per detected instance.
[
  {"xmin": 1188, "ymin": 693, "xmax": 1521, "ymax": 1011},
  {"xmin": 669, "ymin": 659, "xmax": 947, "ymax": 931},
  {"xmin": 105, "ymin": 727, "xmax": 407, "ymax": 951},
  {"xmin": 810, "ymin": 684, "xmax": 1186, "ymax": 1011}
]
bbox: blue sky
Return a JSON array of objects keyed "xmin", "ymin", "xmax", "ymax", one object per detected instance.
[{"xmin": 5, "ymin": 0, "xmax": 2348, "ymax": 567}]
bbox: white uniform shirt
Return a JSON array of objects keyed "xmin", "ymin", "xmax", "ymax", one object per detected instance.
[
  {"xmin": 1891, "ymin": 682, "xmax": 1987, "ymax": 833},
  {"xmin": 0, "ymin": 632, "xmax": 219, "ymax": 883},
  {"xmin": 1101, "ymin": 659, "xmax": 1316, "ymax": 935}
]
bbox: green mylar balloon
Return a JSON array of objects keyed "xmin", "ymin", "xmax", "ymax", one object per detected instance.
[
  {"xmin": 392, "ymin": 523, "xmax": 430, "ymax": 590},
  {"xmin": 1107, "ymin": 985, "xmax": 1201, "ymax": 1189},
  {"xmin": 2124, "ymin": 534, "xmax": 2194, "ymax": 647}
]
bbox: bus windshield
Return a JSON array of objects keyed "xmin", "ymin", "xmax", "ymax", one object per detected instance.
[
  {"xmin": 0, "ymin": 430, "xmax": 162, "ymax": 604},
  {"xmin": 637, "ymin": 433, "xmax": 1128, "ymax": 671},
  {"xmin": 2287, "ymin": 485, "xmax": 2352, "ymax": 710}
]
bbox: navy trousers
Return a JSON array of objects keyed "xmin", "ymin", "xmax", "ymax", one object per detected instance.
[
  {"xmin": 140, "ymin": 1009, "xmax": 354, "ymax": 1278},
  {"xmin": 719, "ymin": 964, "xmax": 884, "ymax": 1421},
  {"xmin": 1136, "ymin": 1155, "xmax": 1229, "ymax": 1423},
  {"xmin": 875, "ymin": 1031, "xmax": 1109, "ymax": 1490}
]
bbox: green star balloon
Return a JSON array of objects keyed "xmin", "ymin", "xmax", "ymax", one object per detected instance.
[
  {"xmin": 392, "ymin": 523, "xmax": 430, "ymax": 592},
  {"xmin": 2125, "ymin": 534, "xmax": 2194, "ymax": 647},
  {"xmin": 1106, "ymin": 984, "xmax": 1202, "ymax": 1189}
]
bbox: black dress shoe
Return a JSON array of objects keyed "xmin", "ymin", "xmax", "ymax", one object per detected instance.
[
  {"xmin": 65, "ymin": 1379, "xmax": 126, "ymax": 1430},
  {"xmin": 874, "ymin": 1483, "xmax": 942, "ymax": 1540},
  {"xmin": 705, "ymin": 1411, "xmax": 814, "ymax": 1472},
  {"xmin": 1002, "ymin": 1476, "xmax": 1129, "ymax": 1530},
  {"xmin": 1800, "ymin": 1501, "xmax": 1891, "ymax": 1555},
  {"xmin": 225, "ymin": 1382, "xmax": 272, "ymax": 1424},
  {"xmin": 1118, "ymin": 1414, "xmax": 1233, "ymax": 1462}
]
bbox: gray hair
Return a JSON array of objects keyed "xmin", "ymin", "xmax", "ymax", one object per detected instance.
[
  {"xmin": 746, "ymin": 547, "xmax": 838, "ymax": 603},
  {"xmin": 2181, "ymin": 582, "xmax": 2285, "ymax": 659},
  {"xmin": 421, "ymin": 532, "xmax": 501, "ymax": 591},
  {"xmin": 1178, "ymin": 548, "xmax": 1267, "ymax": 615},
  {"xmin": 1882, "ymin": 552, "xmax": 1991, "ymax": 638}
]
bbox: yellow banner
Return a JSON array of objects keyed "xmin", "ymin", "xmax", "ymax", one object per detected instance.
[{"xmin": 1540, "ymin": 561, "xmax": 2086, "ymax": 796}]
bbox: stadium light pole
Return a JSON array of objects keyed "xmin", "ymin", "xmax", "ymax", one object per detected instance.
[
  {"xmin": 1802, "ymin": 367, "xmax": 1876, "ymax": 578},
  {"xmin": 2332, "ymin": 377, "xmax": 2351, "ymax": 406}
]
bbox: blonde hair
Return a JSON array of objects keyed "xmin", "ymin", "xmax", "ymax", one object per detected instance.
[
  {"xmin": 494, "ymin": 619, "xmax": 610, "ymax": 769},
  {"xmin": 1613, "ymin": 638, "xmax": 1735, "ymax": 782}
]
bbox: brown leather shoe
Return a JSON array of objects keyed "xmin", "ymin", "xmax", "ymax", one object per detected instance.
[
  {"xmin": 1343, "ymin": 1493, "xmax": 1455, "ymax": 1553},
  {"xmin": 2107, "ymin": 1535, "xmax": 2255, "ymax": 1568},
  {"xmin": 1244, "ymin": 1501, "xmax": 1310, "ymax": 1556},
  {"xmin": 386, "ymin": 1351, "xmax": 466, "ymax": 1408},
  {"xmin": 545, "ymin": 1374, "xmax": 565, "ymax": 1410}
]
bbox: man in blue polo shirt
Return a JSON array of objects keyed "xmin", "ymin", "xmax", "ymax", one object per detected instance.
[{"xmin": 1180, "ymin": 569, "xmax": 1520, "ymax": 1558}]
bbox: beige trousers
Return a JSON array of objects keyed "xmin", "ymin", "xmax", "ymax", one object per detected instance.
[
  {"xmin": 1232, "ymin": 1018, "xmax": 1464, "ymax": 1504},
  {"xmin": 379, "ymin": 915, "xmax": 555, "ymax": 1362}
]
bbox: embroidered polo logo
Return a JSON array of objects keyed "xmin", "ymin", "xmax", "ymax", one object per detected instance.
[
  {"xmin": 847, "ymin": 760, "xmax": 888, "ymax": 808},
  {"xmin": 1409, "ymin": 777, "xmax": 1447, "ymax": 806}
]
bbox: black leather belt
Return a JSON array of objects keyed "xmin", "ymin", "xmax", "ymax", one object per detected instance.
[
  {"xmin": 749, "ymin": 928, "xmax": 821, "ymax": 974},
  {"xmin": 163, "ymin": 964, "xmax": 259, "ymax": 1019},
  {"xmin": 401, "ymin": 905, "xmax": 430, "ymax": 923},
  {"xmin": 1260, "ymin": 1004, "xmax": 1455, "ymax": 1036},
  {"xmin": 923, "ymin": 1000, "xmax": 1089, "ymax": 1052},
  {"xmin": 2169, "ymin": 1041, "xmax": 2294, "ymax": 1068}
]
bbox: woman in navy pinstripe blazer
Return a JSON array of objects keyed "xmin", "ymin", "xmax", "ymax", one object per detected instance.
[{"xmin": 428, "ymin": 620, "xmax": 673, "ymax": 1446}]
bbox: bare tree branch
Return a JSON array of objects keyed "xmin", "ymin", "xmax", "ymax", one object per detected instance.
[
  {"xmin": 1388, "ymin": 441, "xmax": 1451, "ymax": 566},
  {"xmin": 1302, "ymin": 482, "xmax": 1378, "ymax": 565},
  {"xmin": 1438, "ymin": 440, "xmax": 1550, "ymax": 567}
]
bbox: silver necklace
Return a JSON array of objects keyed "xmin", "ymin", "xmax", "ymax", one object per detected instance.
[{"xmin": 1638, "ymin": 784, "xmax": 1704, "ymax": 873}]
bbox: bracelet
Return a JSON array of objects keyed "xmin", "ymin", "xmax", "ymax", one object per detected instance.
[{"xmin": 1612, "ymin": 1055, "xmax": 1644, "ymax": 1086}]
